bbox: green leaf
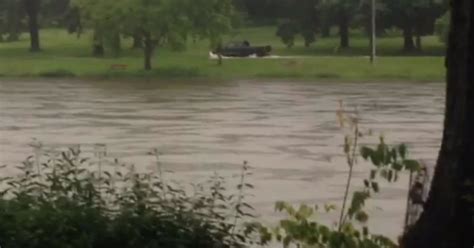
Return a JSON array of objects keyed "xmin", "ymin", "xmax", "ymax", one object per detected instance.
[
  {"xmin": 392, "ymin": 162, "xmax": 403, "ymax": 171},
  {"xmin": 363, "ymin": 226, "xmax": 369, "ymax": 236},
  {"xmin": 370, "ymin": 153, "xmax": 381, "ymax": 167},
  {"xmin": 403, "ymin": 159, "xmax": 420, "ymax": 171},
  {"xmin": 388, "ymin": 170, "xmax": 393, "ymax": 182},
  {"xmin": 364, "ymin": 179, "xmax": 370, "ymax": 187},
  {"xmin": 398, "ymin": 144, "xmax": 407, "ymax": 159},
  {"xmin": 370, "ymin": 169, "xmax": 377, "ymax": 180},
  {"xmin": 283, "ymin": 235, "xmax": 293, "ymax": 248},
  {"xmin": 360, "ymin": 147, "xmax": 373, "ymax": 160},
  {"xmin": 296, "ymin": 204, "xmax": 313, "ymax": 220},
  {"xmin": 355, "ymin": 210, "xmax": 369, "ymax": 223},
  {"xmin": 371, "ymin": 182, "xmax": 379, "ymax": 193}
]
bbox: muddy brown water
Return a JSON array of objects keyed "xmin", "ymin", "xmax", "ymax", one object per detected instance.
[{"xmin": 0, "ymin": 79, "xmax": 444, "ymax": 239}]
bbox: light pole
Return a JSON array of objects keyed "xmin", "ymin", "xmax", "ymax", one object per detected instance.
[{"xmin": 370, "ymin": 0, "xmax": 376, "ymax": 64}]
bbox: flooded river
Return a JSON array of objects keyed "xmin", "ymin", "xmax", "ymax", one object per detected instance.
[{"xmin": 0, "ymin": 79, "xmax": 444, "ymax": 238}]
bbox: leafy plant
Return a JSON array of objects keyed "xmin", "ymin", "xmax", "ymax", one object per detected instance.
[
  {"xmin": 261, "ymin": 102, "xmax": 421, "ymax": 248},
  {"xmin": 0, "ymin": 146, "xmax": 260, "ymax": 248}
]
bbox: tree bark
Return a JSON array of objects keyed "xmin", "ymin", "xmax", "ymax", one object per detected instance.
[
  {"xmin": 144, "ymin": 33, "xmax": 153, "ymax": 71},
  {"xmin": 339, "ymin": 16, "xmax": 349, "ymax": 48},
  {"xmin": 415, "ymin": 22, "xmax": 423, "ymax": 51},
  {"xmin": 402, "ymin": 1, "xmax": 474, "ymax": 247},
  {"xmin": 403, "ymin": 26, "xmax": 416, "ymax": 52},
  {"xmin": 92, "ymin": 29, "xmax": 104, "ymax": 57},
  {"xmin": 132, "ymin": 32, "xmax": 143, "ymax": 49},
  {"xmin": 322, "ymin": 23, "xmax": 330, "ymax": 38},
  {"xmin": 24, "ymin": 0, "xmax": 40, "ymax": 52}
]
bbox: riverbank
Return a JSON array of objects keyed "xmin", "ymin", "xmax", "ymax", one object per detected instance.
[{"xmin": 0, "ymin": 27, "xmax": 446, "ymax": 82}]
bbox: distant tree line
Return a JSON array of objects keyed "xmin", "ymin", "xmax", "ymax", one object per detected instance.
[
  {"xmin": 237, "ymin": 0, "xmax": 448, "ymax": 51},
  {"xmin": 0, "ymin": 0, "xmax": 449, "ymax": 66},
  {"xmin": 0, "ymin": 0, "xmax": 236, "ymax": 69}
]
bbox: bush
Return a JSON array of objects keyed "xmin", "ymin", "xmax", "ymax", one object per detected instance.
[{"xmin": 0, "ymin": 148, "xmax": 260, "ymax": 248}]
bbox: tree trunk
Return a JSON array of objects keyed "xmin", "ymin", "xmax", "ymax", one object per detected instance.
[
  {"xmin": 92, "ymin": 30, "xmax": 104, "ymax": 57},
  {"xmin": 144, "ymin": 33, "xmax": 153, "ymax": 71},
  {"xmin": 110, "ymin": 32, "xmax": 121, "ymax": 57},
  {"xmin": 339, "ymin": 16, "xmax": 349, "ymax": 49},
  {"xmin": 216, "ymin": 42, "xmax": 223, "ymax": 66},
  {"xmin": 132, "ymin": 32, "xmax": 143, "ymax": 49},
  {"xmin": 403, "ymin": 26, "xmax": 416, "ymax": 52},
  {"xmin": 402, "ymin": 1, "xmax": 474, "ymax": 247},
  {"xmin": 24, "ymin": 0, "xmax": 40, "ymax": 52},
  {"xmin": 322, "ymin": 24, "xmax": 330, "ymax": 38},
  {"xmin": 415, "ymin": 23, "xmax": 423, "ymax": 51}
]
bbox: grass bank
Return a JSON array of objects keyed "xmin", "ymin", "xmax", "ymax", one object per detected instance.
[{"xmin": 0, "ymin": 27, "xmax": 446, "ymax": 82}]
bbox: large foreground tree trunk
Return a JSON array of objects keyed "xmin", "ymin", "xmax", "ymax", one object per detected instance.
[
  {"xmin": 402, "ymin": 1, "xmax": 474, "ymax": 248},
  {"xmin": 23, "ymin": 0, "xmax": 40, "ymax": 52},
  {"xmin": 403, "ymin": 25, "xmax": 415, "ymax": 52},
  {"xmin": 339, "ymin": 16, "xmax": 349, "ymax": 48}
]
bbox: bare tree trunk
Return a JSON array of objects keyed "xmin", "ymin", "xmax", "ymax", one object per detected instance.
[
  {"xmin": 144, "ymin": 33, "xmax": 153, "ymax": 71},
  {"xmin": 415, "ymin": 22, "xmax": 423, "ymax": 51},
  {"xmin": 132, "ymin": 32, "xmax": 143, "ymax": 49},
  {"xmin": 24, "ymin": 0, "xmax": 40, "ymax": 52},
  {"xmin": 322, "ymin": 23, "xmax": 330, "ymax": 38},
  {"xmin": 92, "ymin": 29, "xmax": 104, "ymax": 57},
  {"xmin": 403, "ymin": 25, "xmax": 416, "ymax": 52},
  {"xmin": 339, "ymin": 16, "xmax": 349, "ymax": 48},
  {"xmin": 402, "ymin": 1, "xmax": 474, "ymax": 247}
]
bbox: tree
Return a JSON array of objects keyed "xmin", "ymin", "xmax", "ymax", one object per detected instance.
[
  {"xmin": 0, "ymin": 0, "xmax": 23, "ymax": 42},
  {"xmin": 73, "ymin": 0, "xmax": 125, "ymax": 57},
  {"xmin": 402, "ymin": 0, "xmax": 474, "ymax": 247},
  {"xmin": 383, "ymin": 0, "xmax": 446, "ymax": 52},
  {"xmin": 275, "ymin": 0, "xmax": 320, "ymax": 48},
  {"xmin": 23, "ymin": 0, "xmax": 41, "ymax": 51},
  {"xmin": 77, "ymin": 0, "xmax": 235, "ymax": 70},
  {"xmin": 434, "ymin": 11, "xmax": 449, "ymax": 43},
  {"xmin": 321, "ymin": 0, "xmax": 360, "ymax": 49},
  {"xmin": 185, "ymin": 0, "xmax": 236, "ymax": 65}
]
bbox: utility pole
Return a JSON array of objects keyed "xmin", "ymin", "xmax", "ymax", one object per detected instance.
[{"xmin": 370, "ymin": 0, "xmax": 376, "ymax": 64}]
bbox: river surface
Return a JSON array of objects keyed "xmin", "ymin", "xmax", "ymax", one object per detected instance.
[{"xmin": 0, "ymin": 79, "xmax": 444, "ymax": 239}]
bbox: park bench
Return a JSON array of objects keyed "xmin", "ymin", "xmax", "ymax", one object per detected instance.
[{"xmin": 109, "ymin": 64, "xmax": 128, "ymax": 70}]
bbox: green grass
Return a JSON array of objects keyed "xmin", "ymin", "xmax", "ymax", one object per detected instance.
[{"xmin": 0, "ymin": 27, "xmax": 446, "ymax": 81}]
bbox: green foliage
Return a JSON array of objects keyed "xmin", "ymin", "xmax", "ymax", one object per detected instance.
[
  {"xmin": 434, "ymin": 12, "xmax": 449, "ymax": 43},
  {"xmin": 0, "ymin": 148, "xmax": 261, "ymax": 248},
  {"xmin": 74, "ymin": 0, "xmax": 236, "ymax": 69},
  {"xmin": 0, "ymin": 27, "xmax": 446, "ymax": 81},
  {"xmin": 276, "ymin": 21, "xmax": 299, "ymax": 48},
  {"xmin": 264, "ymin": 138, "xmax": 420, "ymax": 248},
  {"xmin": 262, "ymin": 104, "xmax": 422, "ymax": 248},
  {"xmin": 266, "ymin": 201, "xmax": 397, "ymax": 248},
  {"xmin": 0, "ymin": 0, "xmax": 23, "ymax": 42},
  {"xmin": 275, "ymin": 0, "xmax": 320, "ymax": 48}
]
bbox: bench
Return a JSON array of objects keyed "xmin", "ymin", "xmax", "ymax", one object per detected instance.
[{"xmin": 109, "ymin": 64, "xmax": 128, "ymax": 70}]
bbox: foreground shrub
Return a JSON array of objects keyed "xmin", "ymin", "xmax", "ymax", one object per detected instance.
[{"xmin": 0, "ymin": 148, "xmax": 259, "ymax": 248}]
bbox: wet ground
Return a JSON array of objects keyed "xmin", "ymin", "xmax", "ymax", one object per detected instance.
[{"xmin": 0, "ymin": 79, "xmax": 444, "ymax": 239}]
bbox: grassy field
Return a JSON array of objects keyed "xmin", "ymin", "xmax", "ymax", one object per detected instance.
[{"xmin": 0, "ymin": 26, "xmax": 446, "ymax": 81}]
